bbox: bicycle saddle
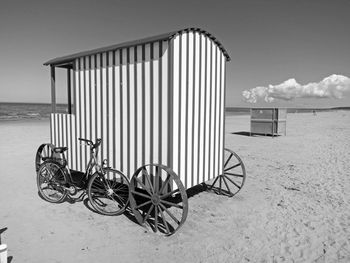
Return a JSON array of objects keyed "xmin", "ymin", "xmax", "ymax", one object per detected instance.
[{"xmin": 53, "ymin": 147, "xmax": 68, "ymax": 153}]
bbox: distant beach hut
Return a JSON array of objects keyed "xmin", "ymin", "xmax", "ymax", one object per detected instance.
[{"xmin": 250, "ymin": 108, "xmax": 287, "ymax": 136}]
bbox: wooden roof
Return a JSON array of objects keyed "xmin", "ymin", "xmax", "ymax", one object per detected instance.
[{"xmin": 44, "ymin": 28, "xmax": 231, "ymax": 66}]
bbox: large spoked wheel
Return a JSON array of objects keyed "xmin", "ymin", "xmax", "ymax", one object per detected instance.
[
  {"xmin": 37, "ymin": 160, "xmax": 68, "ymax": 203},
  {"xmin": 35, "ymin": 143, "xmax": 56, "ymax": 172},
  {"xmin": 129, "ymin": 164, "xmax": 188, "ymax": 236},
  {"xmin": 209, "ymin": 148, "xmax": 246, "ymax": 197},
  {"xmin": 88, "ymin": 168, "xmax": 130, "ymax": 216}
]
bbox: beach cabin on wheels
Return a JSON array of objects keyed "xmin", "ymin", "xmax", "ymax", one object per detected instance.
[
  {"xmin": 250, "ymin": 108, "xmax": 287, "ymax": 136},
  {"xmin": 41, "ymin": 28, "xmax": 246, "ymax": 234}
]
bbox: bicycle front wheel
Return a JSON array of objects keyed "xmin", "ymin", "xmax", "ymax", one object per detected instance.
[{"xmin": 87, "ymin": 168, "xmax": 130, "ymax": 216}]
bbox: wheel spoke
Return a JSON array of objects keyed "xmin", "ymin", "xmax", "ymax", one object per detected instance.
[
  {"xmin": 224, "ymin": 175, "xmax": 241, "ymax": 189},
  {"xmin": 159, "ymin": 203, "xmax": 180, "ymax": 225},
  {"xmin": 160, "ymin": 199, "xmax": 183, "ymax": 209},
  {"xmin": 224, "ymin": 153, "xmax": 233, "ymax": 167},
  {"xmin": 159, "ymin": 206, "xmax": 170, "ymax": 235},
  {"xmin": 112, "ymin": 192, "xmax": 126, "ymax": 204},
  {"xmin": 225, "ymin": 172, "xmax": 244, "ymax": 177},
  {"xmin": 143, "ymin": 204, "xmax": 154, "ymax": 224},
  {"xmin": 159, "ymin": 174, "xmax": 171, "ymax": 194},
  {"xmin": 135, "ymin": 200, "xmax": 152, "ymax": 210},
  {"xmin": 160, "ymin": 188, "xmax": 179, "ymax": 199},
  {"xmin": 92, "ymin": 179, "xmax": 106, "ymax": 189},
  {"xmin": 131, "ymin": 190, "xmax": 152, "ymax": 199},
  {"xmin": 210, "ymin": 176, "xmax": 220, "ymax": 189},
  {"xmin": 142, "ymin": 168, "xmax": 154, "ymax": 194},
  {"xmin": 135, "ymin": 177, "xmax": 152, "ymax": 196},
  {"xmin": 224, "ymin": 163, "xmax": 241, "ymax": 171},
  {"xmin": 154, "ymin": 205, "xmax": 158, "ymax": 232},
  {"xmin": 154, "ymin": 166, "xmax": 160, "ymax": 194},
  {"xmin": 90, "ymin": 187, "xmax": 106, "ymax": 194},
  {"xmin": 222, "ymin": 176, "xmax": 232, "ymax": 195}
]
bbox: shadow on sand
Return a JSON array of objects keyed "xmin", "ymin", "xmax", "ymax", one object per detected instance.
[{"xmin": 231, "ymin": 131, "xmax": 281, "ymax": 137}]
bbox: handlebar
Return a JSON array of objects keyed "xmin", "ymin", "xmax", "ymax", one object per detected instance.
[{"xmin": 78, "ymin": 138, "xmax": 102, "ymax": 150}]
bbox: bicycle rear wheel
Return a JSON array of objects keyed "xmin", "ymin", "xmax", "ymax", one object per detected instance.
[
  {"xmin": 87, "ymin": 168, "xmax": 129, "ymax": 216},
  {"xmin": 37, "ymin": 161, "xmax": 68, "ymax": 203}
]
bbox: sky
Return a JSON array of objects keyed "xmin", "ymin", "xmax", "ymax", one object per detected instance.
[{"xmin": 0, "ymin": 0, "xmax": 350, "ymax": 108}]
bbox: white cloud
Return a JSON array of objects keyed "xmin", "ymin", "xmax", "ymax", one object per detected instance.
[{"xmin": 242, "ymin": 74, "xmax": 350, "ymax": 103}]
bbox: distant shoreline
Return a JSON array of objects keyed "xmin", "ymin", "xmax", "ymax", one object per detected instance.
[{"xmin": 1, "ymin": 102, "xmax": 349, "ymax": 121}]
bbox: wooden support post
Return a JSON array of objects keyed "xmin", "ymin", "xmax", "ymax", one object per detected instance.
[
  {"xmin": 0, "ymin": 244, "xmax": 7, "ymax": 263},
  {"xmin": 67, "ymin": 68, "xmax": 72, "ymax": 114},
  {"xmin": 50, "ymin": 65, "xmax": 56, "ymax": 113}
]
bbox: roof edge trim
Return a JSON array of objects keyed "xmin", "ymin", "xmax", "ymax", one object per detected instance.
[{"xmin": 44, "ymin": 28, "xmax": 230, "ymax": 66}]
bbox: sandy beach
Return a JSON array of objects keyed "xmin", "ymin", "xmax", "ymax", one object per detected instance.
[{"xmin": 0, "ymin": 111, "xmax": 350, "ymax": 262}]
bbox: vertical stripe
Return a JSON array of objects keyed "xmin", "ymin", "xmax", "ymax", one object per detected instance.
[
  {"xmin": 193, "ymin": 32, "xmax": 200, "ymax": 186},
  {"xmin": 187, "ymin": 32, "xmax": 194, "ymax": 188},
  {"xmin": 149, "ymin": 43, "xmax": 154, "ymax": 166},
  {"xmin": 85, "ymin": 56, "xmax": 90, "ymax": 167},
  {"xmin": 72, "ymin": 59, "xmax": 79, "ymax": 170},
  {"xmin": 141, "ymin": 44, "xmax": 145, "ymax": 166},
  {"xmin": 136, "ymin": 45, "xmax": 143, "ymax": 171},
  {"xmin": 50, "ymin": 114, "xmax": 53, "ymax": 144},
  {"xmin": 199, "ymin": 34, "xmax": 205, "ymax": 183},
  {"xmin": 66, "ymin": 114, "xmax": 70, "ymax": 166},
  {"xmin": 209, "ymin": 40, "xmax": 215, "ymax": 180},
  {"xmin": 158, "ymin": 41, "xmax": 162, "ymax": 166},
  {"xmin": 78, "ymin": 58, "xmax": 84, "ymax": 170},
  {"xmin": 144, "ymin": 44, "xmax": 151, "ymax": 166},
  {"xmin": 222, "ymin": 56, "xmax": 226, "ymax": 173},
  {"xmin": 220, "ymin": 54, "xmax": 225, "ymax": 173},
  {"xmin": 89, "ymin": 56, "xmax": 93, "ymax": 145},
  {"xmin": 75, "ymin": 58, "xmax": 81, "ymax": 170},
  {"xmin": 69, "ymin": 68, "xmax": 73, "ymax": 167},
  {"xmin": 133, "ymin": 47, "xmax": 138, "ymax": 173},
  {"xmin": 211, "ymin": 44, "xmax": 217, "ymax": 180},
  {"xmin": 211, "ymin": 45, "xmax": 219, "ymax": 178},
  {"xmin": 108, "ymin": 52, "xmax": 114, "ymax": 168},
  {"xmin": 162, "ymin": 41, "xmax": 168, "ymax": 168},
  {"xmin": 112, "ymin": 51, "xmax": 116, "ymax": 169},
  {"xmin": 152, "ymin": 42, "xmax": 159, "ymax": 165},
  {"xmin": 91, "ymin": 56, "xmax": 96, "ymax": 143},
  {"xmin": 102, "ymin": 53, "xmax": 108, "ymax": 165},
  {"xmin": 105, "ymin": 52, "xmax": 110, "ymax": 166},
  {"xmin": 122, "ymin": 49, "xmax": 128, "ymax": 174},
  {"xmin": 114, "ymin": 51, "xmax": 121, "ymax": 171},
  {"xmin": 94, "ymin": 54, "xmax": 98, "ymax": 144},
  {"xmin": 180, "ymin": 33, "xmax": 187, "ymax": 186},
  {"xmin": 56, "ymin": 114, "xmax": 58, "ymax": 146},
  {"xmin": 172, "ymin": 36, "xmax": 180, "ymax": 176},
  {"xmin": 129, "ymin": 47, "xmax": 135, "ymax": 175},
  {"xmin": 203, "ymin": 36, "xmax": 209, "ymax": 182},
  {"xmin": 126, "ymin": 48, "xmax": 131, "ymax": 175},
  {"xmin": 119, "ymin": 49, "xmax": 124, "ymax": 172},
  {"xmin": 96, "ymin": 54, "xmax": 101, "ymax": 161}
]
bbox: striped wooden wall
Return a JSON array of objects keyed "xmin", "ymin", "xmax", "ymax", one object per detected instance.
[
  {"xmin": 171, "ymin": 32, "xmax": 225, "ymax": 188},
  {"xmin": 52, "ymin": 40, "xmax": 171, "ymax": 178},
  {"xmin": 51, "ymin": 32, "xmax": 226, "ymax": 189}
]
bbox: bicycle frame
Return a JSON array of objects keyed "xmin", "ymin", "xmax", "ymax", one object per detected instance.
[{"xmin": 63, "ymin": 139, "xmax": 105, "ymax": 187}]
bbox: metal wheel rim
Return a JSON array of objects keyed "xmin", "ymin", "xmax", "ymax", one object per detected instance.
[
  {"xmin": 210, "ymin": 148, "xmax": 246, "ymax": 197},
  {"xmin": 88, "ymin": 169, "xmax": 130, "ymax": 216},
  {"xmin": 37, "ymin": 161, "xmax": 68, "ymax": 203},
  {"xmin": 129, "ymin": 164, "xmax": 188, "ymax": 236},
  {"xmin": 35, "ymin": 143, "xmax": 56, "ymax": 172}
]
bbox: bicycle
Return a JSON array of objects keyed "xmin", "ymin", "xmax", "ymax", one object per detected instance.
[{"xmin": 36, "ymin": 138, "xmax": 130, "ymax": 216}]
